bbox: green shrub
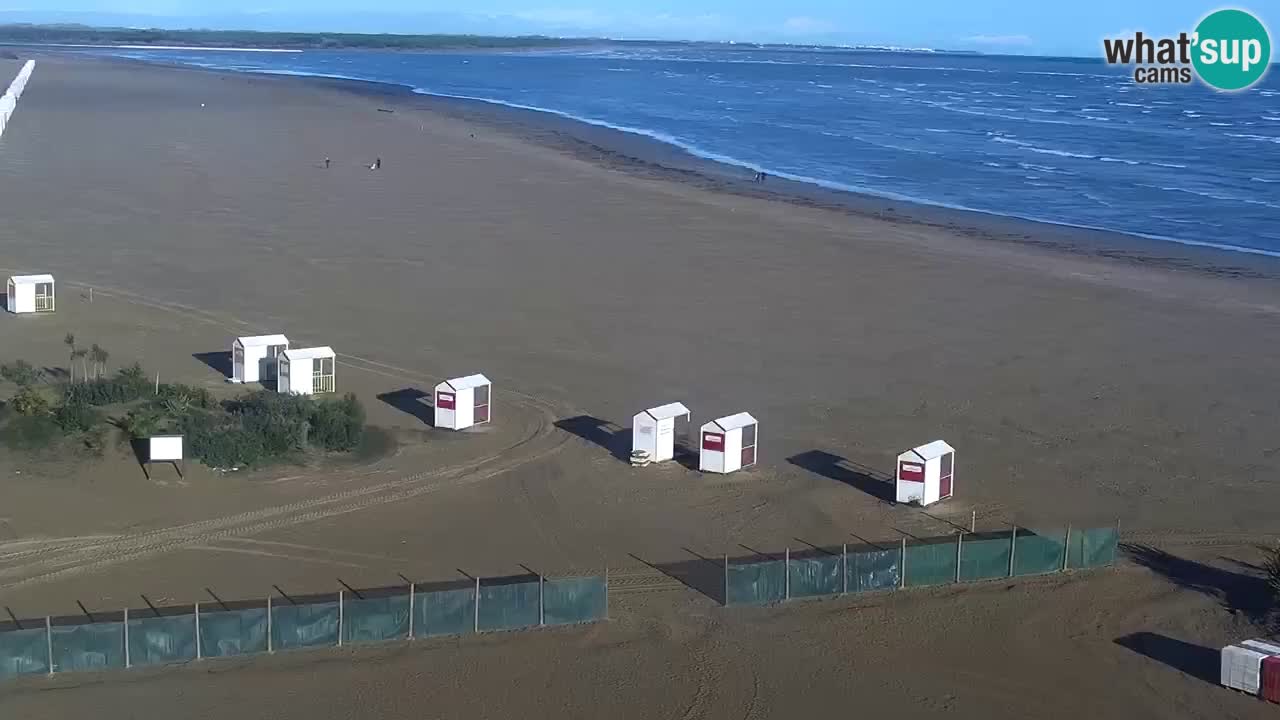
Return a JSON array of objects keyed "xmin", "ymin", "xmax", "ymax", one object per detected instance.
[
  {"xmin": 10, "ymin": 385, "xmax": 50, "ymax": 416},
  {"xmin": 181, "ymin": 410, "xmax": 265, "ymax": 468},
  {"xmin": 53, "ymin": 399, "xmax": 99, "ymax": 434},
  {"xmin": 0, "ymin": 414, "xmax": 61, "ymax": 451},
  {"xmin": 65, "ymin": 365, "xmax": 150, "ymax": 406},
  {"xmin": 310, "ymin": 393, "xmax": 365, "ymax": 451},
  {"xmin": 0, "ymin": 360, "xmax": 42, "ymax": 387}
]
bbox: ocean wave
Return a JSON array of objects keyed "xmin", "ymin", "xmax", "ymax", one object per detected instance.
[
  {"xmin": 1227, "ymin": 132, "xmax": 1280, "ymax": 144},
  {"xmin": 1030, "ymin": 107, "xmax": 1060, "ymax": 113},
  {"xmin": 982, "ymin": 161, "xmax": 1003, "ymax": 167},
  {"xmin": 1262, "ymin": 116, "xmax": 1280, "ymax": 122},
  {"xmin": 1112, "ymin": 102, "xmax": 1147, "ymax": 108},
  {"xmin": 1151, "ymin": 161, "xmax": 1187, "ymax": 169},
  {"xmin": 1151, "ymin": 184, "xmax": 1280, "ymax": 209},
  {"xmin": 1099, "ymin": 156, "xmax": 1140, "ymax": 165},
  {"xmin": 1080, "ymin": 115, "xmax": 1111, "ymax": 122},
  {"xmin": 1252, "ymin": 176, "xmax": 1280, "ymax": 183},
  {"xmin": 1018, "ymin": 70, "xmax": 1116, "ymax": 78},
  {"xmin": 992, "ymin": 136, "xmax": 1095, "ymax": 159},
  {"xmin": 1208, "ymin": 122, "xmax": 1233, "ymax": 126}
]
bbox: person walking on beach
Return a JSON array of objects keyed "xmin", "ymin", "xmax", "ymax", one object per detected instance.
[{"xmin": 324, "ymin": 157, "xmax": 330, "ymax": 169}]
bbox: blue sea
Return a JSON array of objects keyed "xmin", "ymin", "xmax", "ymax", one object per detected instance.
[{"xmin": 87, "ymin": 45, "xmax": 1280, "ymax": 256}]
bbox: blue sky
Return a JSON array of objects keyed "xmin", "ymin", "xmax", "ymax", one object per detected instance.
[{"xmin": 0, "ymin": 1, "xmax": 1270, "ymax": 56}]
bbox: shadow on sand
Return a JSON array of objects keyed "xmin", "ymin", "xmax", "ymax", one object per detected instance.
[
  {"xmin": 555, "ymin": 415, "xmax": 631, "ymax": 462},
  {"xmin": 1114, "ymin": 632, "xmax": 1220, "ymax": 686},
  {"xmin": 1124, "ymin": 544, "xmax": 1274, "ymax": 624},
  {"xmin": 192, "ymin": 351, "xmax": 231, "ymax": 378},
  {"xmin": 630, "ymin": 550, "xmax": 725, "ymax": 605},
  {"xmin": 377, "ymin": 388, "xmax": 434, "ymax": 426},
  {"xmin": 787, "ymin": 450, "xmax": 895, "ymax": 503}
]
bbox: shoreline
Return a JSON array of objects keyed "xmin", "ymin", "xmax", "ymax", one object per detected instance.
[{"xmin": 57, "ymin": 51, "xmax": 1280, "ymax": 280}]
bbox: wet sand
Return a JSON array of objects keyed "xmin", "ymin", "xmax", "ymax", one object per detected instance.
[{"xmin": 1, "ymin": 54, "xmax": 1279, "ymax": 719}]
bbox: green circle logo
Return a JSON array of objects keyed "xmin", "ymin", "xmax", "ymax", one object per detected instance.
[{"xmin": 1193, "ymin": 9, "xmax": 1271, "ymax": 91}]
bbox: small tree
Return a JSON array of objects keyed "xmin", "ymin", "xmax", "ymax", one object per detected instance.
[
  {"xmin": 89, "ymin": 344, "xmax": 109, "ymax": 379},
  {"xmin": 74, "ymin": 348, "xmax": 88, "ymax": 383},
  {"xmin": 10, "ymin": 385, "xmax": 50, "ymax": 416},
  {"xmin": 0, "ymin": 360, "xmax": 41, "ymax": 387},
  {"xmin": 64, "ymin": 333, "xmax": 77, "ymax": 383}
]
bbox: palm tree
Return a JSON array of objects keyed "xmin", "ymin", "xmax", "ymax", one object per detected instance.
[
  {"xmin": 63, "ymin": 333, "xmax": 76, "ymax": 382},
  {"xmin": 90, "ymin": 344, "xmax": 108, "ymax": 379},
  {"xmin": 74, "ymin": 348, "xmax": 88, "ymax": 382}
]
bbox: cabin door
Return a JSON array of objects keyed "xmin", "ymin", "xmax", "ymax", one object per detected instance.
[{"xmin": 233, "ymin": 344, "xmax": 245, "ymax": 381}]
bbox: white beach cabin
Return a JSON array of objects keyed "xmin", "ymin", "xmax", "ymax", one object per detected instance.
[
  {"xmin": 231, "ymin": 334, "xmax": 289, "ymax": 384},
  {"xmin": 277, "ymin": 346, "xmax": 336, "ymax": 396},
  {"xmin": 699, "ymin": 412, "xmax": 758, "ymax": 474},
  {"xmin": 896, "ymin": 440, "xmax": 955, "ymax": 506},
  {"xmin": 6, "ymin": 274, "xmax": 55, "ymax": 314},
  {"xmin": 434, "ymin": 374, "xmax": 491, "ymax": 430},
  {"xmin": 632, "ymin": 402, "xmax": 691, "ymax": 463}
]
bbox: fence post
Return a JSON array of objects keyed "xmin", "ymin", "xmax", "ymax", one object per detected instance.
[
  {"xmin": 784, "ymin": 548, "xmax": 790, "ymax": 601},
  {"xmin": 539, "ymin": 575, "xmax": 545, "ymax": 627},
  {"xmin": 841, "ymin": 543, "xmax": 848, "ymax": 595},
  {"xmin": 604, "ymin": 566, "xmax": 610, "ymax": 621},
  {"xmin": 723, "ymin": 554, "xmax": 729, "ymax": 607},
  {"xmin": 337, "ymin": 590, "xmax": 344, "ymax": 647},
  {"xmin": 955, "ymin": 532, "xmax": 963, "ymax": 583},
  {"xmin": 1008, "ymin": 524, "xmax": 1018, "ymax": 578},
  {"xmin": 900, "ymin": 538, "xmax": 907, "ymax": 589},
  {"xmin": 45, "ymin": 616, "xmax": 52, "ymax": 675},
  {"xmin": 473, "ymin": 577, "xmax": 480, "ymax": 633},
  {"xmin": 266, "ymin": 595, "xmax": 273, "ymax": 653},
  {"xmin": 123, "ymin": 607, "xmax": 130, "ymax": 669},
  {"xmin": 1063, "ymin": 524, "xmax": 1072, "ymax": 571},
  {"xmin": 194, "ymin": 602, "xmax": 202, "ymax": 660},
  {"xmin": 407, "ymin": 583, "xmax": 415, "ymax": 639}
]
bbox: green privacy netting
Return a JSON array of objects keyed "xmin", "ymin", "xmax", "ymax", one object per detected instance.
[
  {"xmin": 1068, "ymin": 526, "xmax": 1119, "ymax": 569},
  {"xmin": 725, "ymin": 560, "xmax": 786, "ymax": 605},
  {"xmin": 847, "ymin": 548, "xmax": 901, "ymax": 592},
  {"xmin": 342, "ymin": 595, "xmax": 410, "ymax": 644},
  {"xmin": 197, "ymin": 607, "xmax": 268, "ymax": 658},
  {"xmin": 51, "ymin": 623, "xmax": 125, "ymax": 672},
  {"xmin": 476, "ymin": 581, "xmax": 540, "ymax": 632},
  {"xmin": 904, "ymin": 541, "xmax": 958, "ymax": 587},
  {"xmin": 127, "ymin": 615, "xmax": 197, "ymax": 667},
  {"xmin": 958, "ymin": 535, "xmax": 1013, "ymax": 582},
  {"xmin": 788, "ymin": 554, "xmax": 842, "ymax": 598},
  {"xmin": 413, "ymin": 587, "xmax": 476, "ymax": 638},
  {"xmin": 1013, "ymin": 530, "xmax": 1067, "ymax": 577},
  {"xmin": 0, "ymin": 628, "xmax": 49, "ymax": 678},
  {"xmin": 542, "ymin": 577, "xmax": 607, "ymax": 626},
  {"xmin": 271, "ymin": 601, "xmax": 339, "ymax": 651}
]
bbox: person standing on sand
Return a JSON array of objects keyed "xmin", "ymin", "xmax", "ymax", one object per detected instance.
[{"xmin": 324, "ymin": 157, "xmax": 330, "ymax": 169}]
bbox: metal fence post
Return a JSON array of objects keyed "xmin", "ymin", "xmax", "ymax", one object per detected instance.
[
  {"xmin": 784, "ymin": 548, "xmax": 791, "ymax": 601},
  {"xmin": 1063, "ymin": 524, "xmax": 1072, "ymax": 571},
  {"xmin": 723, "ymin": 554, "xmax": 729, "ymax": 607},
  {"xmin": 841, "ymin": 543, "xmax": 848, "ymax": 595},
  {"xmin": 473, "ymin": 577, "xmax": 480, "ymax": 633},
  {"xmin": 45, "ymin": 616, "xmax": 53, "ymax": 675},
  {"xmin": 407, "ymin": 583, "xmax": 415, "ymax": 639},
  {"xmin": 194, "ymin": 602, "xmax": 202, "ymax": 660},
  {"xmin": 266, "ymin": 595, "xmax": 273, "ymax": 653},
  {"xmin": 337, "ymin": 590, "xmax": 344, "ymax": 647},
  {"xmin": 900, "ymin": 538, "xmax": 907, "ymax": 589},
  {"xmin": 1008, "ymin": 524, "xmax": 1018, "ymax": 578},
  {"xmin": 123, "ymin": 607, "xmax": 130, "ymax": 669},
  {"xmin": 955, "ymin": 532, "xmax": 963, "ymax": 583},
  {"xmin": 539, "ymin": 575, "xmax": 545, "ymax": 627}
]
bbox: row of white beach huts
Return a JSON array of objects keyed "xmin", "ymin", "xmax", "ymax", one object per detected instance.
[
  {"xmin": 0, "ymin": 60, "xmax": 35, "ymax": 140},
  {"xmin": 6, "ymin": 274, "xmax": 959, "ymax": 489}
]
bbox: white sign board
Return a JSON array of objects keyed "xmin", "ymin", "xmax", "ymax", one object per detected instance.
[{"xmin": 149, "ymin": 435, "xmax": 184, "ymax": 462}]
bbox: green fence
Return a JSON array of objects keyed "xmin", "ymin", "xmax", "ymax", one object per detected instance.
[
  {"xmin": 722, "ymin": 525, "xmax": 1118, "ymax": 606},
  {"xmin": 198, "ymin": 607, "xmax": 268, "ymax": 658},
  {"xmin": 128, "ymin": 615, "xmax": 197, "ymax": 667},
  {"xmin": 414, "ymin": 587, "xmax": 475, "ymax": 638},
  {"xmin": 0, "ymin": 572, "xmax": 607, "ymax": 682},
  {"xmin": 0, "ymin": 627, "xmax": 48, "ymax": 678},
  {"xmin": 726, "ymin": 560, "xmax": 787, "ymax": 605},
  {"xmin": 543, "ymin": 576, "xmax": 608, "ymax": 626}
]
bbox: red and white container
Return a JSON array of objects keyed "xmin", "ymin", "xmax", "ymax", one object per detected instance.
[
  {"xmin": 698, "ymin": 412, "xmax": 758, "ymax": 474},
  {"xmin": 434, "ymin": 374, "xmax": 491, "ymax": 430},
  {"xmin": 895, "ymin": 440, "xmax": 955, "ymax": 506}
]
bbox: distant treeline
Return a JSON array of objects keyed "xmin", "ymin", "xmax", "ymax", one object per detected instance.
[{"xmin": 0, "ymin": 23, "xmax": 609, "ymax": 50}]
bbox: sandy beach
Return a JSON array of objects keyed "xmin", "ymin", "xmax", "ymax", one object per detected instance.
[{"xmin": 1, "ymin": 54, "xmax": 1280, "ymax": 719}]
